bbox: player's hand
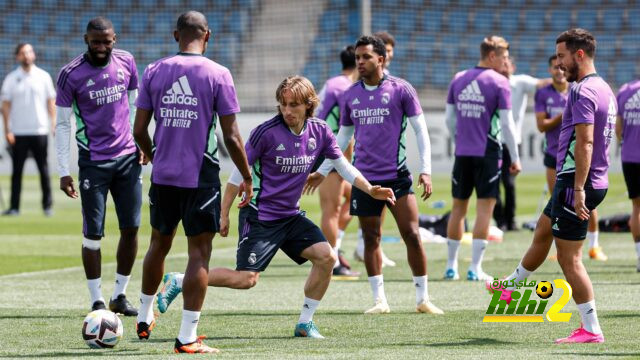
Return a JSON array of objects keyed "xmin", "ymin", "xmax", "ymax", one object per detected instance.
[
  {"xmin": 219, "ymin": 214, "xmax": 230, "ymax": 237},
  {"xmin": 509, "ymin": 160, "xmax": 522, "ymax": 175},
  {"xmin": 138, "ymin": 149, "xmax": 150, "ymax": 165},
  {"xmin": 303, "ymin": 172, "xmax": 325, "ymax": 195},
  {"xmin": 573, "ymin": 189, "xmax": 589, "ymax": 221},
  {"xmin": 237, "ymin": 179, "xmax": 253, "ymax": 208},
  {"xmin": 418, "ymin": 173, "xmax": 433, "ymax": 201},
  {"xmin": 60, "ymin": 176, "xmax": 78, "ymax": 199},
  {"xmin": 370, "ymin": 185, "xmax": 396, "ymax": 205},
  {"xmin": 5, "ymin": 132, "xmax": 15, "ymax": 146}
]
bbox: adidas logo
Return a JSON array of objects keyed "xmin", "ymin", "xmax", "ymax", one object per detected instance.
[
  {"xmin": 352, "ymin": 98, "xmax": 360, "ymax": 105},
  {"xmin": 552, "ymin": 223, "xmax": 559, "ymax": 231},
  {"xmin": 458, "ymin": 80, "xmax": 485, "ymax": 103},
  {"xmin": 162, "ymin": 75, "xmax": 198, "ymax": 105},
  {"xmin": 547, "ymin": 97, "xmax": 554, "ymax": 104},
  {"xmin": 86, "ymin": 79, "xmax": 95, "ymax": 87},
  {"xmin": 625, "ymin": 90, "xmax": 640, "ymax": 110},
  {"xmin": 303, "ymin": 304, "xmax": 310, "ymax": 309},
  {"xmin": 276, "ymin": 144, "xmax": 285, "ymax": 151}
]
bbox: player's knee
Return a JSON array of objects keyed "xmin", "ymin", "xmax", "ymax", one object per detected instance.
[
  {"xmin": 557, "ymin": 250, "xmax": 581, "ymax": 270},
  {"xmin": 400, "ymin": 227, "xmax": 420, "ymax": 244},
  {"xmin": 119, "ymin": 227, "xmax": 139, "ymax": 241}
]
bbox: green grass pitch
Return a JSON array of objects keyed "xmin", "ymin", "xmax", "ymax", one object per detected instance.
[{"xmin": 0, "ymin": 173, "xmax": 639, "ymax": 359}]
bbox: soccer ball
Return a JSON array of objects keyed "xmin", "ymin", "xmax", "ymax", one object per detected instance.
[
  {"xmin": 536, "ymin": 281, "xmax": 554, "ymax": 299},
  {"xmin": 82, "ymin": 309, "xmax": 123, "ymax": 349}
]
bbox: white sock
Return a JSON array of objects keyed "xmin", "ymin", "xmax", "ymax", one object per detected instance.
[
  {"xmin": 175, "ymin": 273, "xmax": 185, "ymax": 288},
  {"xmin": 336, "ymin": 230, "xmax": 345, "ymax": 248},
  {"xmin": 356, "ymin": 229, "xmax": 365, "ymax": 257},
  {"xmin": 505, "ymin": 262, "xmax": 532, "ymax": 291},
  {"xmin": 87, "ymin": 278, "xmax": 104, "ymax": 306},
  {"xmin": 298, "ymin": 297, "xmax": 320, "ymax": 324},
  {"xmin": 446, "ymin": 238, "xmax": 461, "ymax": 270},
  {"xmin": 635, "ymin": 242, "xmax": 640, "ymax": 259},
  {"xmin": 587, "ymin": 231, "xmax": 599, "ymax": 248},
  {"xmin": 470, "ymin": 239, "xmax": 489, "ymax": 273},
  {"xmin": 178, "ymin": 310, "xmax": 201, "ymax": 344},
  {"xmin": 368, "ymin": 275, "xmax": 387, "ymax": 303},
  {"xmin": 333, "ymin": 247, "xmax": 340, "ymax": 269},
  {"xmin": 137, "ymin": 293, "xmax": 155, "ymax": 324},
  {"xmin": 577, "ymin": 300, "xmax": 602, "ymax": 334},
  {"xmin": 112, "ymin": 273, "xmax": 131, "ymax": 300},
  {"xmin": 413, "ymin": 275, "xmax": 429, "ymax": 304}
]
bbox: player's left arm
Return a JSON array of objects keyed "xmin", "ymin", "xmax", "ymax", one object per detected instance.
[
  {"xmin": 573, "ymin": 122, "xmax": 594, "ymax": 221},
  {"xmin": 615, "ymin": 115, "xmax": 623, "ymax": 141},
  {"xmin": 133, "ymin": 107, "xmax": 153, "ymax": 163},
  {"xmin": 313, "ymin": 125, "xmax": 354, "ymax": 178},
  {"xmin": 220, "ymin": 174, "xmax": 242, "ymax": 237},
  {"xmin": 408, "ymin": 113, "xmax": 433, "ymax": 200}
]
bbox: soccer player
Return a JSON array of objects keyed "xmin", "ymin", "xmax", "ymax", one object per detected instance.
[
  {"xmin": 315, "ymin": 45, "xmax": 360, "ymax": 278},
  {"xmin": 55, "ymin": 17, "xmax": 140, "ymax": 316},
  {"xmin": 155, "ymin": 76, "xmax": 395, "ymax": 338},
  {"xmin": 496, "ymin": 29, "xmax": 614, "ymax": 343},
  {"xmin": 314, "ymin": 35, "xmax": 442, "ymax": 315},
  {"xmin": 374, "ymin": 31, "xmax": 395, "ymax": 73},
  {"xmin": 1, "ymin": 43, "xmax": 56, "ymax": 216},
  {"xmin": 132, "ymin": 11, "xmax": 253, "ymax": 353},
  {"xmin": 535, "ymin": 56, "xmax": 606, "ymax": 261},
  {"xmin": 494, "ymin": 56, "xmax": 550, "ymax": 231},
  {"xmin": 444, "ymin": 36, "xmax": 521, "ymax": 282},
  {"xmin": 616, "ymin": 76, "xmax": 640, "ymax": 271}
]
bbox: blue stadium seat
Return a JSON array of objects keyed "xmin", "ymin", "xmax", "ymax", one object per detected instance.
[
  {"xmin": 15, "ymin": 0, "xmax": 32, "ymax": 10},
  {"xmin": 615, "ymin": 61, "xmax": 636, "ymax": 86},
  {"xmin": 421, "ymin": 10, "xmax": 442, "ymax": 33},
  {"xmin": 597, "ymin": 60, "xmax": 612, "ymax": 83},
  {"xmin": 472, "ymin": 10, "xmax": 494, "ymax": 32},
  {"xmin": 104, "ymin": 12, "xmax": 124, "ymax": 34},
  {"xmin": 575, "ymin": 9, "xmax": 597, "ymax": 30},
  {"xmin": 188, "ymin": 0, "xmax": 207, "ymax": 11},
  {"xmin": 514, "ymin": 60, "xmax": 531, "ymax": 75},
  {"xmin": 499, "ymin": 10, "xmax": 520, "ymax": 32},
  {"xmin": 596, "ymin": 34, "xmax": 617, "ymax": 58},
  {"xmin": 523, "ymin": 10, "xmax": 545, "ymax": 31},
  {"xmin": 413, "ymin": 41, "xmax": 433, "ymax": 59},
  {"xmin": 229, "ymin": 9, "xmax": 249, "ymax": 35},
  {"xmin": 53, "ymin": 12, "xmax": 73, "ymax": 35},
  {"xmin": 620, "ymin": 34, "xmax": 638, "ymax": 58},
  {"xmin": 548, "ymin": 10, "xmax": 571, "ymax": 32},
  {"xmin": 516, "ymin": 35, "xmax": 539, "ymax": 59},
  {"xmin": 153, "ymin": 12, "xmax": 174, "ymax": 35},
  {"xmin": 395, "ymin": 9, "xmax": 416, "ymax": 33},
  {"xmin": 407, "ymin": 61, "xmax": 426, "ymax": 89},
  {"xmin": 88, "ymin": 0, "xmax": 105, "ymax": 11},
  {"xmin": 430, "ymin": 62, "xmax": 453, "ymax": 88},
  {"xmin": 601, "ymin": 9, "xmax": 624, "ymax": 31},
  {"xmin": 628, "ymin": 9, "xmax": 640, "ymax": 31},
  {"xmin": 28, "ymin": 12, "xmax": 50, "ymax": 35},
  {"xmin": 128, "ymin": 13, "xmax": 148, "ymax": 34},
  {"xmin": 63, "ymin": 0, "xmax": 83, "ymax": 8},
  {"xmin": 207, "ymin": 10, "xmax": 225, "ymax": 33},
  {"xmin": 4, "ymin": 13, "xmax": 24, "ymax": 34},
  {"xmin": 447, "ymin": 10, "xmax": 468, "ymax": 32}
]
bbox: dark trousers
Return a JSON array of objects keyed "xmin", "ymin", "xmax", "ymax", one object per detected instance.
[
  {"xmin": 493, "ymin": 145, "xmax": 516, "ymax": 227},
  {"xmin": 10, "ymin": 135, "xmax": 52, "ymax": 211}
]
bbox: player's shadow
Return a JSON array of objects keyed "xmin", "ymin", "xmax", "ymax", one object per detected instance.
[
  {"xmin": 0, "ymin": 314, "xmax": 69, "ymax": 319},
  {"xmin": 413, "ymin": 337, "xmax": 517, "ymax": 347}
]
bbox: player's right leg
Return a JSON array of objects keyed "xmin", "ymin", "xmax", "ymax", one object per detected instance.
[
  {"xmin": 319, "ymin": 172, "xmax": 358, "ymax": 278},
  {"xmin": 445, "ymin": 156, "xmax": 474, "ymax": 280},
  {"xmin": 78, "ymin": 156, "xmax": 111, "ymax": 311},
  {"xmin": 623, "ymin": 162, "xmax": 640, "ymax": 270}
]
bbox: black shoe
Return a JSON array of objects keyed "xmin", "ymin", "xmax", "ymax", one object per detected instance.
[
  {"xmin": 109, "ymin": 294, "xmax": 138, "ymax": 316},
  {"xmin": 91, "ymin": 300, "xmax": 106, "ymax": 311},
  {"xmin": 506, "ymin": 222, "xmax": 519, "ymax": 231},
  {"xmin": 2, "ymin": 209, "xmax": 19, "ymax": 216},
  {"xmin": 136, "ymin": 320, "xmax": 156, "ymax": 340}
]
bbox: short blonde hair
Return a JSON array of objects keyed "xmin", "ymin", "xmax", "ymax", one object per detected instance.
[
  {"xmin": 480, "ymin": 35, "xmax": 509, "ymax": 59},
  {"xmin": 276, "ymin": 76, "xmax": 319, "ymax": 118}
]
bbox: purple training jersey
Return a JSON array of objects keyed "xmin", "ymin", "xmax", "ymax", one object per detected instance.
[
  {"xmin": 446, "ymin": 67, "xmax": 511, "ymax": 158},
  {"xmin": 56, "ymin": 50, "xmax": 138, "ymax": 161},
  {"xmin": 340, "ymin": 76, "xmax": 422, "ymax": 181},
  {"xmin": 534, "ymin": 84, "xmax": 568, "ymax": 157},
  {"xmin": 316, "ymin": 74, "xmax": 352, "ymax": 135},
  {"xmin": 616, "ymin": 79, "xmax": 640, "ymax": 164},
  {"xmin": 556, "ymin": 74, "xmax": 616, "ymax": 189},
  {"xmin": 247, "ymin": 115, "xmax": 342, "ymax": 221},
  {"xmin": 136, "ymin": 53, "xmax": 240, "ymax": 188}
]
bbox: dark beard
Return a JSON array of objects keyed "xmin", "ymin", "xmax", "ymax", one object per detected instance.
[
  {"xmin": 565, "ymin": 62, "xmax": 579, "ymax": 82},
  {"xmin": 86, "ymin": 47, "xmax": 111, "ymax": 67}
]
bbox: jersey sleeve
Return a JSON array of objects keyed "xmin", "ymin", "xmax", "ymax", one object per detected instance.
[
  {"xmin": 0, "ymin": 75, "xmax": 11, "ymax": 102},
  {"xmin": 534, "ymin": 88, "xmax": 546, "ymax": 113},
  {"xmin": 246, "ymin": 127, "xmax": 267, "ymax": 166},
  {"xmin": 616, "ymin": 85, "xmax": 627, "ymax": 117},
  {"xmin": 571, "ymin": 90, "xmax": 597, "ymax": 125},
  {"xmin": 135, "ymin": 65, "xmax": 153, "ymax": 110},
  {"xmin": 401, "ymin": 82, "xmax": 423, "ymax": 117},
  {"xmin": 55, "ymin": 71, "xmax": 74, "ymax": 107},
  {"xmin": 213, "ymin": 69, "xmax": 240, "ymax": 116},
  {"xmin": 339, "ymin": 91, "xmax": 353, "ymax": 126},
  {"xmin": 321, "ymin": 124, "xmax": 342, "ymax": 160},
  {"xmin": 517, "ymin": 74, "xmax": 539, "ymax": 94},
  {"xmin": 128, "ymin": 56, "xmax": 139, "ymax": 91},
  {"xmin": 446, "ymin": 80, "xmax": 455, "ymax": 105}
]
